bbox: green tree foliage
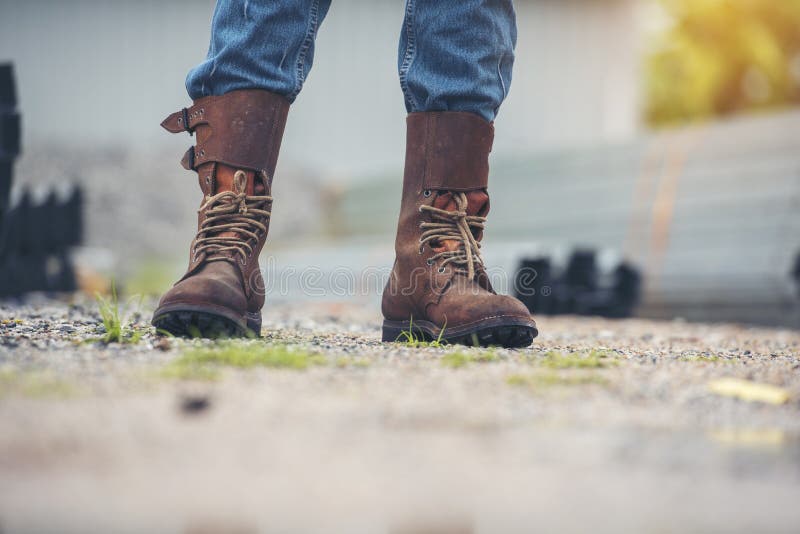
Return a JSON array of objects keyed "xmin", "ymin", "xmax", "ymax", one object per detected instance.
[{"xmin": 646, "ymin": 0, "xmax": 800, "ymax": 126}]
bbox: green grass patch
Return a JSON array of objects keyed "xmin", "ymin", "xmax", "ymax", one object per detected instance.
[
  {"xmin": 441, "ymin": 350, "xmax": 500, "ymax": 368},
  {"xmin": 95, "ymin": 281, "xmax": 144, "ymax": 344},
  {"xmin": 0, "ymin": 368, "xmax": 79, "ymax": 399},
  {"xmin": 507, "ymin": 371, "xmax": 608, "ymax": 389},
  {"xmin": 394, "ymin": 317, "xmax": 448, "ymax": 348},
  {"xmin": 539, "ymin": 350, "xmax": 617, "ymax": 369},
  {"xmin": 162, "ymin": 342, "xmax": 327, "ymax": 381},
  {"xmin": 679, "ymin": 355, "xmax": 730, "ymax": 364},
  {"xmin": 335, "ymin": 356, "xmax": 372, "ymax": 368},
  {"xmin": 160, "ymin": 362, "xmax": 222, "ymax": 381}
]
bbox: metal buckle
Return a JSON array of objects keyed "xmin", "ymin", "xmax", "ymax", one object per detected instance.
[{"xmin": 181, "ymin": 108, "xmax": 193, "ymax": 136}]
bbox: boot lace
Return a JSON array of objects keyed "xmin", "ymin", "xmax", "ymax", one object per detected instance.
[
  {"xmin": 193, "ymin": 170, "xmax": 272, "ymax": 264},
  {"xmin": 419, "ymin": 192, "xmax": 485, "ymax": 279}
]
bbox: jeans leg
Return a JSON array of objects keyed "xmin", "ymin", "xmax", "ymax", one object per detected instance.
[
  {"xmin": 186, "ymin": 0, "xmax": 332, "ymax": 102},
  {"xmin": 398, "ymin": 0, "xmax": 517, "ymax": 122}
]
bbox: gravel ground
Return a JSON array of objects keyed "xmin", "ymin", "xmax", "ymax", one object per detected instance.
[{"xmin": 1, "ymin": 296, "xmax": 799, "ymax": 533}]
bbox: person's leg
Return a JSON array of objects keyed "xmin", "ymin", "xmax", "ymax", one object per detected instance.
[
  {"xmin": 187, "ymin": 0, "xmax": 332, "ymax": 101},
  {"xmin": 398, "ymin": 0, "xmax": 516, "ymax": 121},
  {"xmin": 382, "ymin": 0, "xmax": 537, "ymax": 348},
  {"xmin": 153, "ymin": 0, "xmax": 332, "ymax": 338}
]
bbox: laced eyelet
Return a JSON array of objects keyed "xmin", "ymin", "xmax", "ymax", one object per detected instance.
[
  {"xmin": 418, "ymin": 245, "xmax": 424, "ymax": 254},
  {"xmin": 423, "ymin": 190, "xmax": 432, "ymax": 198},
  {"xmin": 438, "ymin": 267, "xmax": 446, "ymax": 274},
  {"xmin": 426, "ymin": 259, "xmax": 434, "ymax": 266}
]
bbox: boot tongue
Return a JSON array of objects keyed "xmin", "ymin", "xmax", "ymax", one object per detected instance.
[
  {"xmin": 215, "ymin": 167, "xmax": 257, "ymax": 195},
  {"xmin": 206, "ymin": 167, "xmax": 262, "ymax": 248},
  {"xmin": 431, "ymin": 190, "xmax": 489, "ymax": 253}
]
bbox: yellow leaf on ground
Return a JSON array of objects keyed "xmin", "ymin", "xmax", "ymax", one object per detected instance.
[
  {"xmin": 707, "ymin": 378, "xmax": 790, "ymax": 405},
  {"xmin": 708, "ymin": 428, "xmax": 786, "ymax": 448}
]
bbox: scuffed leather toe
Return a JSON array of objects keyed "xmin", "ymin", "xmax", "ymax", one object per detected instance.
[
  {"xmin": 155, "ymin": 261, "xmax": 247, "ymax": 319},
  {"xmin": 429, "ymin": 286, "xmax": 533, "ymax": 329}
]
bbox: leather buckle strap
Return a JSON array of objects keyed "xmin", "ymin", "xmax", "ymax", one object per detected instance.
[
  {"xmin": 181, "ymin": 146, "xmax": 196, "ymax": 170},
  {"xmin": 161, "ymin": 90, "xmax": 291, "ymax": 176},
  {"xmin": 161, "ymin": 105, "xmax": 207, "ymax": 134}
]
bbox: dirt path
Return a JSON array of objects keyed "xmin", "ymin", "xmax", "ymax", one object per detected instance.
[{"xmin": 1, "ymin": 297, "xmax": 799, "ymax": 533}]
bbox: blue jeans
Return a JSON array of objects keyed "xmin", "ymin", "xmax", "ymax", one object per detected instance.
[{"xmin": 186, "ymin": 0, "xmax": 516, "ymax": 122}]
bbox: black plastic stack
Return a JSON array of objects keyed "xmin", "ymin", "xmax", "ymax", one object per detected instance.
[
  {"xmin": 514, "ymin": 249, "xmax": 641, "ymax": 318},
  {"xmin": 0, "ymin": 63, "xmax": 83, "ymax": 297},
  {"xmin": 0, "ymin": 64, "xmax": 18, "ymax": 226}
]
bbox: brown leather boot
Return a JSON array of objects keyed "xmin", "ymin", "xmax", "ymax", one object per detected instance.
[
  {"xmin": 381, "ymin": 112, "xmax": 538, "ymax": 348},
  {"xmin": 151, "ymin": 90, "xmax": 289, "ymax": 338}
]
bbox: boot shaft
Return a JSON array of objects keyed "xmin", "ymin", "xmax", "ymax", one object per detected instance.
[
  {"xmin": 382, "ymin": 112, "xmax": 537, "ymax": 347},
  {"xmin": 395, "ymin": 112, "xmax": 494, "ymax": 260},
  {"xmin": 161, "ymin": 90, "xmax": 290, "ymax": 302},
  {"xmin": 385, "ymin": 112, "xmax": 496, "ymax": 319}
]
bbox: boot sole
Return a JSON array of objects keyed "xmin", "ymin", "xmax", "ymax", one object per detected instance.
[
  {"xmin": 152, "ymin": 304, "xmax": 261, "ymax": 339},
  {"xmin": 382, "ymin": 316, "xmax": 538, "ymax": 348}
]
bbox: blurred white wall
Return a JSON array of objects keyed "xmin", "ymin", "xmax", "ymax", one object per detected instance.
[{"xmin": 0, "ymin": 0, "xmax": 641, "ymax": 180}]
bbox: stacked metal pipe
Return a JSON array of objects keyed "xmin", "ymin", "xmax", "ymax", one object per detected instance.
[
  {"xmin": 0, "ymin": 63, "xmax": 83, "ymax": 297},
  {"xmin": 514, "ymin": 250, "xmax": 641, "ymax": 319}
]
